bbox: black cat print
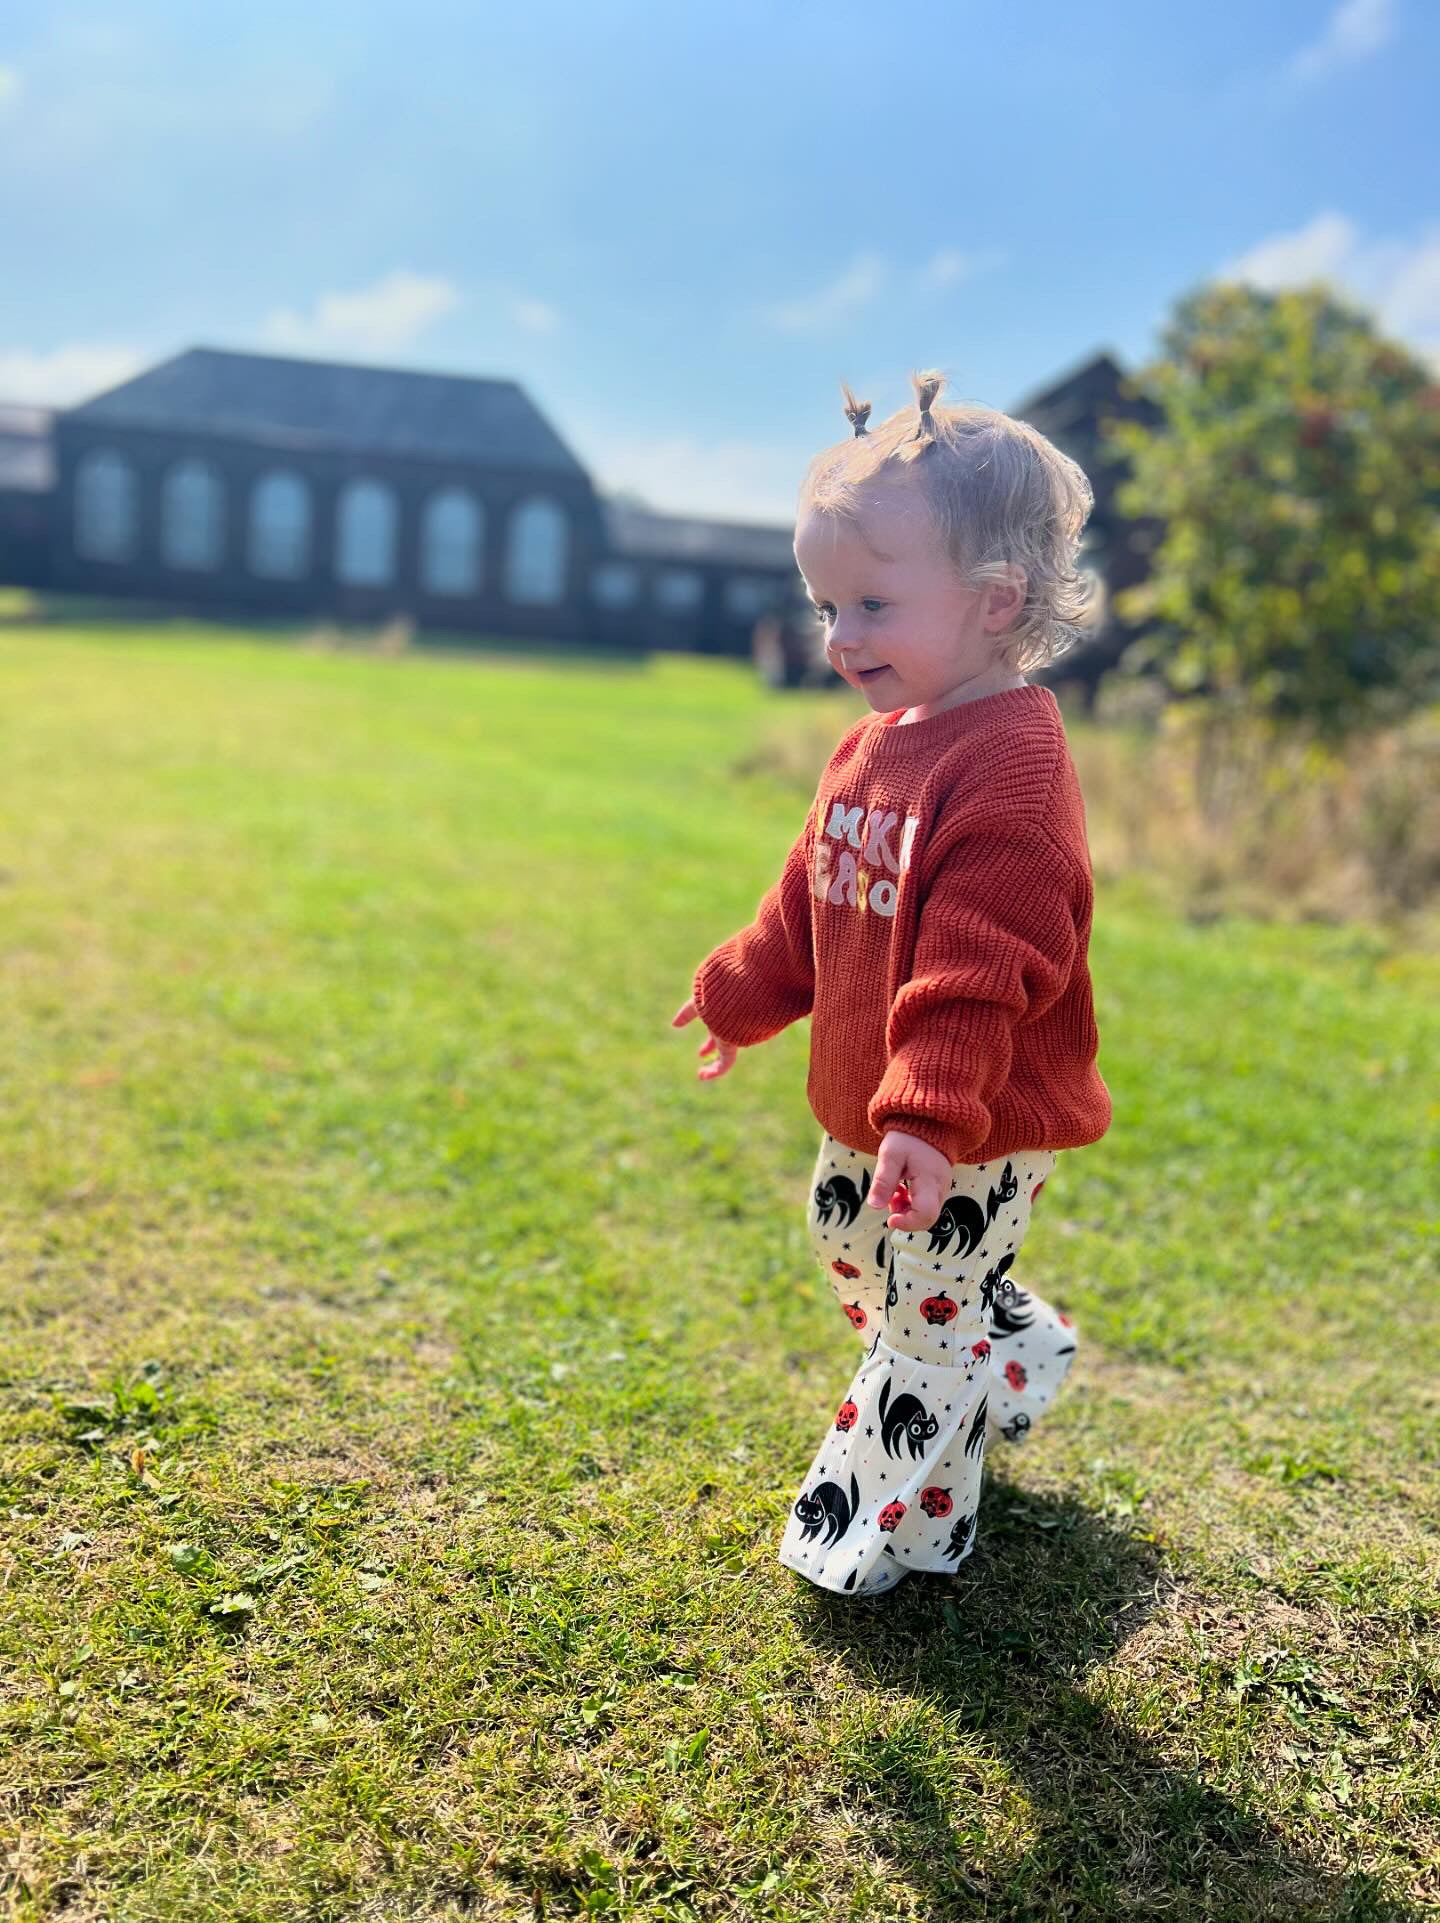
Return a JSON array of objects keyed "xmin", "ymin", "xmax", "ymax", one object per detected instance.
[{"xmin": 778, "ymin": 1132, "xmax": 1077, "ymax": 1597}]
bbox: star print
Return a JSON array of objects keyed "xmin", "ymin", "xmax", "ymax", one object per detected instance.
[{"xmin": 865, "ymin": 1425, "xmax": 874, "ymax": 1437}]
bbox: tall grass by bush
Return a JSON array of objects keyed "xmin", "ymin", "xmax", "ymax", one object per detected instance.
[{"xmin": 734, "ymin": 682, "xmax": 1440, "ymax": 946}]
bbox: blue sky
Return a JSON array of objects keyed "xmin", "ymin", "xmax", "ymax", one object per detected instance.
[{"xmin": 2, "ymin": 0, "xmax": 1436, "ymax": 520}]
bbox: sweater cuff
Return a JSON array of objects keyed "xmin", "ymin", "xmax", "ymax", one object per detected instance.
[
  {"xmin": 693, "ymin": 951, "xmax": 788, "ymax": 1049},
  {"xmin": 866, "ymin": 1095, "xmax": 989, "ymax": 1169}
]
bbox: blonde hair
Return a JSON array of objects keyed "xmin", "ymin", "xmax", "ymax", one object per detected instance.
[{"xmin": 800, "ymin": 369, "xmax": 1098, "ymax": 675}]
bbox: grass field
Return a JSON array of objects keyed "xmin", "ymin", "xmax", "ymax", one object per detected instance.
[{"xmin": 1, "ymin": 623, "xmax": 1437, "ymax": 1922}]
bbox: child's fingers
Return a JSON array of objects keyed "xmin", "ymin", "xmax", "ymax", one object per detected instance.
[
  {"xmin": 698, "ymin": 1038, "xmax": 735, "ymax": 1080},
  {"xmin": 865, "ymin": 1156, "xmax": 903, "ymax": 1209},
  {"xmin": 698, "ymin": 1036, "xmax": 715, "ymax": 1056},
  {"xmin": 886, "ymin": 1178, "xmax": 944, "ymax": 1232}
]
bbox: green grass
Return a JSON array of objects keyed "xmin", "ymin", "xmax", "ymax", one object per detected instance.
[{"xmin": 1, "ymin": 623, "xmax": 1436, "ymax": 1922}]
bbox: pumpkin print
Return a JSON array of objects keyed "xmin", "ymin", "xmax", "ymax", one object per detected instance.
[{"xmin": 779, "ymin": 1136, "xmax": 1080, "ymax": 1595}]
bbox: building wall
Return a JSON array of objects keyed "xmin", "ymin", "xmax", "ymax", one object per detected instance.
[
  {"xmin": 0, "ymin": 488, "xmax": 52, "ymax": 587},
  {"xmin": 587, "ymin": 557, "xmax": 790, "ymax": 656},
  {"xmin": 50, "ymin": 421, "xmax": 608, "ymax": 641}
]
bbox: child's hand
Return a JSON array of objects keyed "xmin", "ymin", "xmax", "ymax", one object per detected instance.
[
  {"xmin": 865, "ymin": 1130, "xmax": 953, "ymax": 1232},
  {"xmin": 671, "ymin": 996, "xmax": 738, "ymax": 1082}
]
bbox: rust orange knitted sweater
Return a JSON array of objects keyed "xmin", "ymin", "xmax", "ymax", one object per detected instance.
[{"xmin": 692, "ymin": 683, "xmax": 1113, "ymax": 1166}]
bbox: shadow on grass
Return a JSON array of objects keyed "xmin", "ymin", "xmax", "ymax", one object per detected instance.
[{"xmin": 794, "ymin": 1481, "xmax": 1405, "ymax": 1923}]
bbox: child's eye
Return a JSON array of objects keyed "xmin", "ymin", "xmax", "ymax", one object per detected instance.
[
  {"xmin": 813, "ymin": 604, "xmax": 835, "ymax": 624},
  {"xmin": 862, "ymin": 599, "xmax": 887, "ymax": 614}
]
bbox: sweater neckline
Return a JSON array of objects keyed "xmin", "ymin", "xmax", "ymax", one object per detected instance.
[{"xmin": 860, "ymin": 681, "xmax": 1057, "ymax": 754}]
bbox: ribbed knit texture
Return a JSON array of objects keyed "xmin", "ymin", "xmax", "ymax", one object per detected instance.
[{"xmin": 693, "ymin": 683, "xmax": 1113, "ymax": 1165}]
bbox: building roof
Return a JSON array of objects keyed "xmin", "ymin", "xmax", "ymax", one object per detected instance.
[
  {"xmin": 1010, "ymin": 349, "xmax": 1161, "ymax": 441},
  {"xmin": 0, "ymin": 405, "xmax": 56, "ymax": 491},
  {"xmin": 63, "ymin": 346, "xmax": 589, "ymax": 476},
  {"xmin": 601, "ymin": 498, "xmax": 795, "ymax": 571}
]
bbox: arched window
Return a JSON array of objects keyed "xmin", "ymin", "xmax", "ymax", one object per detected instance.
[
  {"xmin": 655, "ymin": 567, "xmax": 704, "ymax": 615},
  {"xmin": 503, "ymin": 496, "xmax": 569, "ymax": 606},
  {"xmin": 590, "ymin": 561, "xmax": 640, "ymax": 610},
  {"xmin": 73, "ymin": 448, "xmax": 138, "ymax": 562},
  {"xmin": 160, "ymin": 459, "xmax": 225, "ymax": 571},
  {"xmin": 335, "ymin": 479, "xmax": 398, "ymax": 588},
  {"xmin": 248, "ymin": 471, "xmax": 312, "ymax": 580},
  {"xmin": 723, "ymin": 575, "xmax": 778, "ymax": 622},
  {"xmin": 420, "ymin": 488, "xmax": 482, "ymax": 596}
]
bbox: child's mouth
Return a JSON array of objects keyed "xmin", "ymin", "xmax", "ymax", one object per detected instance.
[{"xmin": 857, "ymin": 666, "xmax": 889, "ymax": 681}]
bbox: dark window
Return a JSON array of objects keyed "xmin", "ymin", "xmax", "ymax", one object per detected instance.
[
  {"xmin": 161, "ymin": 459, "xmax": 225, "ymax": 571},
  {"xmin": 248, "ymin": 471, "xmax": 312, "ymax": 580},
  {"xmin": 504, "ymin": 497, "xmax": 569, "ymax": 605},
  {"xmin": 421, "ymin": 488, "xmax": 483, "ymax": 595},
  {"xmin": 74, "ymin": 448, "xmax": 138, "ymax": 562},
  {"xmin": 335, "ymin": 479, "xmax": 399, "ymax": 587}
]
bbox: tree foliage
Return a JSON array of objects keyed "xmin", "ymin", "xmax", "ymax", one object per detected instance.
[{"xmin": 1101, "ymin": 281, "xmax": 1440, "ymax": 745}]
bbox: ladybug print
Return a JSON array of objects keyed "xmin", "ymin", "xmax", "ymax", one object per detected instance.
[{"xmin": 781, "ymin": 1135, "xmax": 1080, "ymax": 1596}]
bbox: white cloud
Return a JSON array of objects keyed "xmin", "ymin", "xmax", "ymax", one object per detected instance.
[
  {"xmin": 510, "ymin": 296, "xmax": 560, "ymax": 335},
  {"xmin": 262, "ymin": 270, "xmax": 460, "ymax": 358},
  {"xmin": 1284, "ymin": 0, "xmax": 1394, "ymax": 86},
  {"xmin": 920, "ymin": 245, "xmax": 1008, "ymax": 290},
  {"xmin": 1219, "ymin": 210, "xmax": 1440, "ymax": 366},
  {"xmin": 762, "ymin": 246, "xmax": 1006, "ymax": 333},
  {"xmin": 0, "ymin": 342, "xmax": 144, "ymax": 405},
  {"xmin": 763, "ymin": 254, "xmax": 886, "ymax": 335},
  {"xmin": 0, "ymin": 65, "xmax": 20, "ymax": 110},
  {"xmin": 1219, "ymin": 210, "xmax": 1358, "ymax": 286}
]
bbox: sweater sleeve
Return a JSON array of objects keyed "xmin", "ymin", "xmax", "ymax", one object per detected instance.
[
  {"xmin": 692, "ymin": 809, "xmax": 816, "ymax": 1047},
  {"xmin": 866, "ymin": 827, "xmax": 1080, "ymax": 1165}
]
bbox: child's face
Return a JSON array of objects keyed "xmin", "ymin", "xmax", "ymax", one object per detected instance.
[{"xmin": 794, "ymin": 477, "xmax": 1024, "ymax": 714}]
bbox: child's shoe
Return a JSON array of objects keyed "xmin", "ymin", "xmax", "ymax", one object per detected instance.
[{"xmin": 853, "ymin": 1547, "xmax": 910, "ymax": 1595}]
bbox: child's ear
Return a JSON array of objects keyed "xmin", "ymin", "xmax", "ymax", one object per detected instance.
[{"xmin": 982, "ymin": 566, "xmax": 1027, "ymax": 632}]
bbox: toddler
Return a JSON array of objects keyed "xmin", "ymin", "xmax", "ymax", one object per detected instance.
[{"xmin": 672, "ymin": 370, "xmax": 1112, "ymax": 1597}]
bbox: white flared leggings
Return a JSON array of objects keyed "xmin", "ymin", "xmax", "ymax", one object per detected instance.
[{"xmin": 777, "ymin": 1130, "xmax": 1078, "ymax": 1596}]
